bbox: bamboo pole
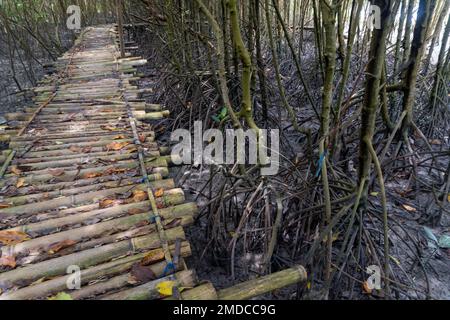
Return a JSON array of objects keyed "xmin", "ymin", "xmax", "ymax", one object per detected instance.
[
  {"xmin": 166, "ymin": 265, "xmax": 307, "ymax": 300},
  {"xmin": 14, "ymin": 149, "xmax": 158, "ymax": 164},
  {"xmin": 0, "ymin": 184, "xmax": 181, "ymax": 216},
  {"xmin": 101, "ymin": 270, "xmax": 197, "ymax": 300},
  {"xmin": 0, "ymin": 226, "xmax": 186, "ymax": 287},
  {"xmin": 9, "ymin": 134, "xmax": 155, "ymax": 149},
  {"xmin": 0, "ymin": 245, "xmax": 190, "ymax": 300},
  {"xmin": 10, "ymin": 201, "xmax": 196, "ymax": 236},
  {"xmin": 168, "ymin": 282, "xmax": 218, "ymax": 300},
  {"xmin": 217, "ymin": 265, "xmax": 307, "ymax": 299},
  {"xmin": 1, "ymin": 176, "xmax": 173, "ymax": 208},
  {"xmin": 11, "ymin": 130, "xmax": 154, "ymax": 142},
  {"xmin": 2, "ymin": 160, "xmax": 167, "ymax": 186},
  {"xmin": 2, "ymin": 212, "xmax": 194, "ymax": 257},
  {"xmin": 7, "ymin": 155, "xmax": 165, "ymax": 176}
]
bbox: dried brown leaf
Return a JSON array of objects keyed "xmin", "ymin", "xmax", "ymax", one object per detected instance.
[
  {"xmin": 141, "ymin": 249, "xmax": 165, "ymax": 266},
  {"xmin": 154, "ymin": 188, "xmax": 164, "ymax": 198},
  {"xmin": 100, "ymin": 125, "xmax": 119, "ymax": 131},
  {"xmin": 99, "ymin": 198, "xmax": 122, "ymax": 209},
  {"xmin": 48, "ymin": 239, "xmax": 77, "ymax": 254},
  {"xmin": 129, "ymin": 263, "xmax": 156, "ymax": 283},
  {"xmin": 132, "ymin": 190, "xmax": 147, "ymax": 202},
  {"xmin": 83, "ymin": 172, "xmax": 102, "ymax": 179},
  {"xmin": 69, "ymin": 145, "xmax": 82, "ymax": 153},
  {"xmin": 11, "ymin": 166, "xmax": 22, "ymax": 175},
  {"xmin": 0, "ymin": 230, "xmax": 30, "ymax": 245},
  {"xmin": 16, "ymin": 178, "xmax": 26, "ymax": 188},
  {"xmin": 104, "ymin": 167, "xmax": 127, "ymax": 175},
  {"xmin": 106, "ymin": 141, "xmax": 130, "ymax": 151},
  {"xmin": 0, "ymin": 255, "xmax": 16, "ymax": 268}
]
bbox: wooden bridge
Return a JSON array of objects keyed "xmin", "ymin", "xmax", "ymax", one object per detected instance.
[{"xmin": 0, "ymin": 26, "xmax": 305, "ymax": 300}]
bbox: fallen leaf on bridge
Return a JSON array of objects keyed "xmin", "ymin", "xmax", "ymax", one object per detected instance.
[
  {"xmin": 48, "ymin": 239, "xmax": 77, "ymax": 254},
  {"xmin": 141, "ymin": 249, "xmax": 165, "ymax": 266},
  {"xmin": 16, "ymin": 178, "xmax": 26, "ymax": 188},
  {"xmin": 156, "ymin": 281, "xmax": 176, "ymax": 296},
  {"xmin": 0, "ymin": 230, "xmax": 30, "ymax": 245},
  {"xmin": 106, "ymin": 141, "xmax": 130, "ymax": 151},
  {"xmin": 0, "ymin": 255, "xmax": 16, "ymax": 268},
  {"xmin": 11, "ymin": 166, "xmax": 22, "ymax": 175},
  {"xmin": 132, "ymin": 190, "xmax": 147, "ymax": 202},
  {"xmin": 104, "ymin": 167, "xmax": 127, "ymax": 175},
  {"xmin": 154, "ymin": 188, "xmax": 164, "ymax": 197},
  {"xmin": 83, "ymin": 172, "xmax": 102, "ymax": 179},
  {"xmin": 129, "ymin": 263, "xmax": 156, "ymax": 284},
  {"xmin": 99, "ymin": 198, "xmax": 122, "ymax": 209},
  {"xmin": 100, "ymin": 125, "xmax": 119, "ymax": 131}
]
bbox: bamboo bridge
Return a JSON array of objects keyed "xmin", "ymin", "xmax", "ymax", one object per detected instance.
[{"xmin": 0, "ymin": 26, "xmax": 306, "ymax": 300}]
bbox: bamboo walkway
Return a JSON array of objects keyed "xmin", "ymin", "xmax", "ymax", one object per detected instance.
[{"xmin": 0, "ymin": 26, "xmax": 306, "ymax": 300}]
